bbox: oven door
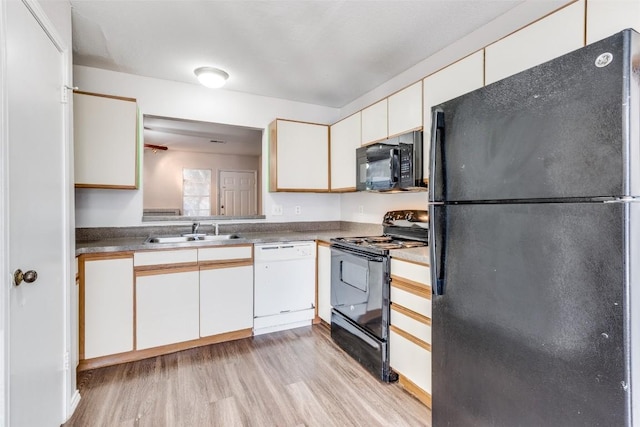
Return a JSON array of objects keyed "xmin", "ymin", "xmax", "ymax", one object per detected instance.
[{"xmin": 330, "ymin": 246, "xmax": 388, "ymax": 340}]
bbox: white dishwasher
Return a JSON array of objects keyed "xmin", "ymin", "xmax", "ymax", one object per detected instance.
[{"xmin": 254, "ymin": 241, "xmax": 316, "ymax": 335}]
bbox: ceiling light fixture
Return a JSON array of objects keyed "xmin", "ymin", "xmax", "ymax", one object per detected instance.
[{"xmin": 194, "ymin": 66, "xmax": 229, "ymax": 89}]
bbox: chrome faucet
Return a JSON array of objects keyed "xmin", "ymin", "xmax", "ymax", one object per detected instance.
[
  {"xmin": 191, "ymin": 222, "xmax": 200, "ymax": 234},
  {"xmin": 212, "ymin": 223, "xmax": 219, "ymax": 235}
]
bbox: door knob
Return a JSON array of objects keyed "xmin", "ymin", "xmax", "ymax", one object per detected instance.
[{"xmin": 14, "ymin": 269, "xmax": 38, "ymax": 286}]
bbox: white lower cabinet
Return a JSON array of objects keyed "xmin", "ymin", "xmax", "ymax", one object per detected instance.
[
  {"xmin": 389, "ymin": 257, "xmax": 432, "ymax": 407},
  {"xmin": 390, "ymin": 328, "xmax": 432, "ymax": 393},
  {"xmin": 136, "ymin": 269, "xmax": 200, "ymax": 350},
  {"xmin": 82, "ymin": 254, "xmax": 134, "ymax": 359},
  {"xmin": 316, "ymin": 242, "xmax": 332, "ymax": 323},
  {"xmin": 200, "ymin": 264, "xmax": 254, "ymax": 337}
]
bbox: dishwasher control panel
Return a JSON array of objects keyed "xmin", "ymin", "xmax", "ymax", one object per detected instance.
[{"xmin": 254, "ymin": 241, "xmax": 316, "ymax": 262}]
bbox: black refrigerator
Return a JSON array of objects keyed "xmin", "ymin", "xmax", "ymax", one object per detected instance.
[{"xmin": 428, "ymin": 29, "xmax": 640, "ymax": 426}]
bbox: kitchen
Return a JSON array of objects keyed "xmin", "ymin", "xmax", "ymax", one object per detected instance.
[{"xmin": 2, "ymin": 0, "xmax": 640, "ymax": 426}]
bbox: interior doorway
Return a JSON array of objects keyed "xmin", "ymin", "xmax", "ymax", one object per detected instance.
[{"xmin": 218, "ymin": 170, "xmax": 257, "ymax": 216}]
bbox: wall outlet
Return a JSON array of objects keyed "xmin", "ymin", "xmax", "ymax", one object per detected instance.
[
  {"xmin": 294, "ymin": 205, "xmax": 301, "ymax": 215},
  {"xmin": 358, "ymin": 205, "xmax": 364, "ymax": 214},
  {"xmin": 271, "ymin": 204, "xmax": 283, "ymax": 215}
]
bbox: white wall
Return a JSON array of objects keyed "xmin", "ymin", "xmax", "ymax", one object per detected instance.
[
  {"xmin": 73, "ymin": 66, "xmax": 342, "ymax": 227},
  {"xmin": 144, "ymin": 149, "xmax": 260, "ymax": 215}
]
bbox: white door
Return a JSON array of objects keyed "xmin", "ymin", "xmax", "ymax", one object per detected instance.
[
  {"xmin": 5, "ymin": 1, "xmax": 68, "ymax": 425},
  {"xmin": 218, "ymin": 170, "xmax": 257, "ymax": 216}
]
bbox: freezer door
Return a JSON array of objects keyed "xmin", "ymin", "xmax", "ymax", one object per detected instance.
[
  {"xmin": 430, "ymin": 30, "xmax": 640, "ymax": 203},
  {"xmin": 431, "ymin": 202, "xmax": 629, "ymax": 426}
]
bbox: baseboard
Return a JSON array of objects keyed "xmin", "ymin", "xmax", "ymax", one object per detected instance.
[{"xmin": 66, "ymin": 389, "xmax": 81, "ymax": 422}]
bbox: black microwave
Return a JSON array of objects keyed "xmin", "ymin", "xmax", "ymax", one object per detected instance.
[{"xmin": 356, "ymin": 130, "xmax": 425, "ymax": 192}]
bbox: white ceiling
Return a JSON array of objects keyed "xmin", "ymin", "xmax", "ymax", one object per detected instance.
[
  {"xmin": 70, "ymin": 0, "xmax": 526, "ymax": 109},
  {"xmin": 72, "ymin": 0, "xmax": 532, "ymax": 154}
]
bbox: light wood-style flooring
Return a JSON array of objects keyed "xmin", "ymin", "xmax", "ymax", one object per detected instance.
[{"xmin": 65, "ymin": 324, "xmax": 431, "ymax": 426}]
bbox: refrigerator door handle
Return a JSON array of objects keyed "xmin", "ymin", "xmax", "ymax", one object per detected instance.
[
  {"xmin": 429, "ymin": 109, "xmax": 445, "ymax": 203},
  {"xmin": 429, "ymin": 203, "xmax": 446, "ymax": 295}
]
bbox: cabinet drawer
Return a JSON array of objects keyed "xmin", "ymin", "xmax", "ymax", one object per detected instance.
[
  {"xmin": 390, "ymin": 285, "xmax": 431, "ymax": 318},
  {"xmin": 390, "ymin": 328, "xmax": 431, "ymax": 393},
  {"xmin": 134, "ymin": 249, "xmax": 198, "ymax": 267},
  {"xmin": 390, "ymin": 258, "xmax": 430, "ymax": 286},
  {"xmin": 390, "ymin": 305, "xmax": 431, "ymax": 344},
  {"xmin": 198, "ymin": 245, "xmax": 252, "ymax": 262}
]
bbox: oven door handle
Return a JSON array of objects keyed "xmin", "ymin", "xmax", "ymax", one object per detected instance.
[{"xmin": 331, "ymin": 246, "xmax": 385, "ymax": 263}]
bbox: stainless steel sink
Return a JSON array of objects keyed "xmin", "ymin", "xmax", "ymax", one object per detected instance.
[
  {"xmin": 200, "ymin": 234, "xmax": 239, "ymax": 241},
  {"xmin": 146, "ymin": 234, "xmax": 239, "ymax": 244}
]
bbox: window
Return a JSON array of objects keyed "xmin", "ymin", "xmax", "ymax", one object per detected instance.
[{"xmin": 183, "ymin": 168, "xmax": 211, "ymax": 216}]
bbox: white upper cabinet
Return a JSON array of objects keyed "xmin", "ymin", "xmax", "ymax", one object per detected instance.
[
  {"xmin": 269, "ymin": 119, "xmax": 329, "ymax": 192},
  {"xmin": 330, "ymin": 112, "xmax": 361, "ymax": 191},
  {"xmin": 388, "ymin": 81, "xmax": 423, "ymax": 137},
  {"xmin": 73, "ymin": 91, "xmax": 139, "ymax": 189},
  {"xmin": 361, "ymin": 99, "xmax": 388, "ymax": 145},
  {"xmin": 422, "ymin": 50, "xmax": 484, "ymax": 182},
  {"xmin": 586, "ymin": 0, "xmax": 640, "ymax": 44},
  {"xmin": 485, "ymin": 0, "xmax": 585, "ymax": 85}
]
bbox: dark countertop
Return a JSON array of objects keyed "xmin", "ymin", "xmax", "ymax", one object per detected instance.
[
  {"xmin": 76, "ymin": 230, "xmax": 353, "ymax": 254},
  {"xmin": 76, "ymin": 230, "xmax": 430, "ymax": 264}
]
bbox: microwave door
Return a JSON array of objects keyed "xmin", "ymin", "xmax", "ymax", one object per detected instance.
[{"xmin": 366, "ymin": 147, "xmax": 399, "ymax": 191}]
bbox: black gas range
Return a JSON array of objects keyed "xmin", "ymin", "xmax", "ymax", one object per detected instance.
[{"xmin": 329, "ymin": 210, "xmax": 428, "ymax": 382}]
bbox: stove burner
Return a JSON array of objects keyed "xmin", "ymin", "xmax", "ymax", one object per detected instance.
[
  {"xmin": 400, "ymin": 241, "xmax": 426, "ymax": 248},
  {"xmin": 373, "ymin": 243, "xmax": 404, "ymax": 250},
  {"xmin": 365, "ymin": 236, "xmax": 393, "ymax": 243},
  {"xmin": 343, "ymin": 237, "xmax": 365, "ymax": 243}
]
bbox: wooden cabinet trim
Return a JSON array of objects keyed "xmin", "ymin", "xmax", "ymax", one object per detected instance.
[
  {"xmin": 391, "ymin": 277, "xmax": 432, "ymax": 300},
  {"xmin": 78, "ymin": 328, "xmax": 253, "ymax": 371},
  {"xmin": 316, "ymin": 241, "xmax": 330, "ymax": 248},
  {"xmin": 398, "ymin": 373, "xmax": 432, "ymax": 408},
  {"xmin": 73, "ymin": 90, "xmax": 136, "ymax": 103},
  {"xmin": 391, "ymin": 303, "xmax": 431, "ymax": 326},
  {"xmin": 484, "ymin": 0, "xmax": 582, "ymax": 50},
  {"xmin": 199, "ymin": 259, "xmax": 253, "ymax": 270},
  {"xmin": 75, "ymin": 183, "xmax": 138, "ymax": 190},
  {"xmin": 80, "ymin": 252, "xmax": 134, "ymax": 261},
  {"xmin": 134, "ymin": 264, "xmax": 199, "ymax": 276},
  {"xmin": 269, "ymin": 188, "xmax": 331, "ymax": 193},
  {"xmin": 269, "ymin": 120, "xmax": 278, "ymax": 191},
  {"xmin": 390, "ymin": 324, "xmax": 431, "ymax": 352},
  {"xmin": 391, "ymin": 257, "xmax": 429, "ymax": 268},
  {"xmin": 330, "ymin": 187, "xmax": 357, "ymax": 193},
  {"xmin": 387, "ymin": 126, "xmax": 423, "ymax": 139}
]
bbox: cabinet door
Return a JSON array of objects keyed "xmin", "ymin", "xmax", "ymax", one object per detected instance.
[
  {"xmin": 316, "ymin": 243, "xmax": 332, "ymax": 323},
  {"xmin": 73, "ymin": 91, "xmax": 138, "ymax": 189},
  {"xmin": 136, "ymin": 269, "xmax": 199, "ymax": 350},
  {"xmin": 389, "ymin": 328, "xmax": 432, "ymax": 395},
  {"xmin": 330, "ymin": 112, "xmax": 361, "ymax": 191},
  {"xmin": 82, "ymin": 255, "xmax": 134, "ymax": 359},
  {"xmin": 361, "ymin": 99, "xmax": 388, "ymax": 144},
  {"xmin": 586, "ymin": 0, "xmax": 640, "ymax": 44},
  {"xmin": 388, "ymin": 81, "xmax": 422, "ymax": 137},
  {"xmin": 269, "ymin": 119, "xmax": 329, "ymax": 191},
  {"xmin": 423, "ymin": 50, "xmax": 484, "ymax": 182},
  {"xmin": 485, "ymin": 0, "xmax": 585, "ymax": 85},
  {"xmin": 200, "ymin": 265, "xmax": 254, "ymax": 337}
]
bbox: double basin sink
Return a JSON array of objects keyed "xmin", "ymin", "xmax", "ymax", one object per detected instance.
[{"xmin": 146, "ymin": 233, "xmax": 241, "ymax": 244}]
